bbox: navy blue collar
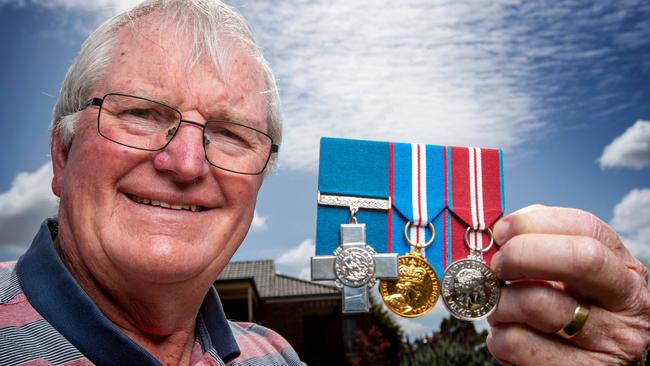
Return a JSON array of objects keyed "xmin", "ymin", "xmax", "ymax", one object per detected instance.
[{"xmin": 17, "ymin": 219, "xmax": 240, "ymax": 366}]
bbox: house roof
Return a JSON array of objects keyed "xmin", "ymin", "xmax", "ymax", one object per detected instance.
[{"xmin": 217, "ymin": 260, "xmax": 340, "ymax": 299}]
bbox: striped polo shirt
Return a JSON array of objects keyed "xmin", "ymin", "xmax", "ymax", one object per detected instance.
[{"xmin": 0, "ymin": 220, "xmax": 303, "ymax": 366}]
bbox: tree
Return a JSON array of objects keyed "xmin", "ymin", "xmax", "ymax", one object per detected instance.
[
  {"xmin": 353, "ymin": 294, "xmax": 404, "ymax": 366},
  {"xmin": 400, "ymin": 316, "xmax": 498, "ymax": 366}
]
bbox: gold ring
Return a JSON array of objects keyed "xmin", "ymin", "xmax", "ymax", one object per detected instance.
[
  {"xmin": 403, "ymin": 221, "xmax": 435, "ymax": 249},
  {"xmin": 556, "ymin": 301, "xmax": 590, "ymax": 339}
]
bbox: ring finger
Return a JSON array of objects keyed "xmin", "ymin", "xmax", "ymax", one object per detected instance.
[{"xmin": 488, "ymin": 281, "xmax": 621, "ymax": 352}]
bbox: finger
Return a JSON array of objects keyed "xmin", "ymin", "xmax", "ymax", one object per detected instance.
[
  {"xmin": 488, "ymin": 281, "xmax": 619, "ymax": 352},
  {"xmin": 493, "ymin": 205, "xmax": 647, "ymax": 280},
  {"xmin": 487, "ymin": 324, "xmax": 627, "ymax": 366},
  {"xmin": 487, "ymin": 323, "xmax": 590, "ymax": 366},
  {"xmin": 490, "ymin": 233, "xmax": 641, "ymax": 311}
]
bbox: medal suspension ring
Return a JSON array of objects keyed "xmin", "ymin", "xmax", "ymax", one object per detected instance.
[
  {"xmin": 441, "ymin": 258, "xmax": 500, "ymax": 320},
  {"xmin": 334, "ymin": 246, "xmax": 376, "ymax": 288}
]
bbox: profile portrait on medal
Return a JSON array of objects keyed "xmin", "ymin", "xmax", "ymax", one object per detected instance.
[
  {"xmin": 380, "ymin": 252, "xmax": 440, "ymax": 318},
  {"xmin": 383, "ymin": 262, "xmax": 427, "ymax": 315}
]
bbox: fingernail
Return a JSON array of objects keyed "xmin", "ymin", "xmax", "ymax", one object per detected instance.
[{"xmin": 493, "ymin": 219, "xmax": 510, "ymax": 245}]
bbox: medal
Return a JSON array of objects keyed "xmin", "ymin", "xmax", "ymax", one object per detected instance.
[
  {"xmin": 312, "ymin": 201, "xmax": 399, "ymax": 313},
  {"xmin": 380, "ymin": 252, "xmax": 440, "ymax": 317},
  {"xmin": 313, "ymin": 139, "xmax": 506, "ymax": 318},
  {"xmin": 442, "ymin": 146, "xmax": 504, "ymax": 320},
  {"xmin": 442, "ymin": 227, "xmax": 500, "ymax": 320},
  {"xmin": 380, "ymin": 142, "xmax": 447, "ymax": 318},
  {"xmin": 380, "ymin": 222, "xmax": 440, "ymax": 317}
]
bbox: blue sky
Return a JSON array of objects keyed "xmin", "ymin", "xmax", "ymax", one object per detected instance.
[{"xmin": 1, "ymin": 0, "xmax": 649, "ymax": 338}]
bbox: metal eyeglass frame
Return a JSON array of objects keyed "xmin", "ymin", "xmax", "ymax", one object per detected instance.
[{"xmin": 80, "ymin": 92, "xmax": 279, "ymax": 175}]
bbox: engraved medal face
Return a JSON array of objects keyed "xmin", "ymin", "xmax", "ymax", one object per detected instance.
[
  {"xmin": 379, "ymin": 253, "xmax": 440, "ymax": 318},
  {"xmin": 334, "ymin": 245, "xmax": 376, "ymax": 288},
  {"xmin": 441, "ymin": 258, "xmax": 500, "ymax": 320}
]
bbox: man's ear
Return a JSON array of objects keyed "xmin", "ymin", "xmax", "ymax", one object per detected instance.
[{"xmin": 51, "ymin": 127, "xmax": 69, "ymax": 198}]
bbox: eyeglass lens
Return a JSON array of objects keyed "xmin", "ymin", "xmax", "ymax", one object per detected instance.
[{"xmin": 97, "ymin": 94, "xmax": 273, "ymax": 174}]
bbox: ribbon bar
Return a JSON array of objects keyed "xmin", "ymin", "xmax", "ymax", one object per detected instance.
[
  {"xmin": 318, "ymin": 192, "xmax": 392, "ymax": 211},
  {"xmin": 448, "ymin": 146, "xmax": 504, "ymax": 264}
]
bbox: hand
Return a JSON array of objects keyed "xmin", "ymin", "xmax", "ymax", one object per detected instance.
[{"xmin": 486, "ymin": 205, "xmax": 650, "ymax": 366}]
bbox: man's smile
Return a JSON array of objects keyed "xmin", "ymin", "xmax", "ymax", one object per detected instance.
[{"xmin": 126, "ymin": 193, "xmax": 207, "ymax": 212}]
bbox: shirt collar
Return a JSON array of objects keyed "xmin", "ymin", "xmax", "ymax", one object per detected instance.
[{"xmin": 17, "ymin": 219, "xmax": 240, "ymax": 365}]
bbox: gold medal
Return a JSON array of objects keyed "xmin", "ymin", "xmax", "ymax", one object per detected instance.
[
  {"xmin": 380, "ymin": 221, "xmax": 440, "ymax": 317},
  {"xmin": 380, "ymin": 252, "xmax": 440, "ymax": 317}
]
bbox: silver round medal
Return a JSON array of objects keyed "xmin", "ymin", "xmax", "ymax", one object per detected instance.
[
  {"xmin": 441, "ymin": 258, "xmax": 500, "ymax": 320},
  {"xmin": 333, "ymin": 245, "xmax": 376, "ymax": 288}
]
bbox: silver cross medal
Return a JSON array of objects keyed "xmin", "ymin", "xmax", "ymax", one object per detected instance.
[{"xmin": 311, "ymin": 193, "xmax": 399, "ymax": 313}]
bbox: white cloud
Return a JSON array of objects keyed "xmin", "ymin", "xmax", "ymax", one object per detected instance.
[
  {"xmin": 599, "ymin": 121, "xmax": 650, "ymax": 169},
  {"xmin": 611, "ymin": 188, "xmax": 650, "ymax": 232},
  {"xmin": 237, "ymin": 0, "xmax": 650, "ymax": 172},
  {"xmin": 250, "ymin": 210, "xmax": 268, "ymax": 231},
  {"xmin": 611, "ymin": 188, "xmax": 650, "ymax": 267},
  {"xmin": 2, "ymin": 0, "xmax": 139, "ymax": 13},
  {"xmin": 7, "ymin": 1, "xmax": 648, "ymax": 172},
  {"xmin": 276, "ymin": 239, "xmax": 314, "ymax": 280},
  {"xmin": 0, "ymin": 162, "xmax": 58, "ymax": 251},
  {"xmin": 0, "ymin": 0, "xmax": 140, "ymax": 41},
  {"xmin": 245, "ymin": 1, "xmax": 544, "ymax": 171}
]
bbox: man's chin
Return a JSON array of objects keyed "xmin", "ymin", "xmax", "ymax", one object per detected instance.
[
  {"xmin": 117, "ymin": 260, "xmax": 209, "ymax": 286},
  {"xmin": 103, "ymin": 239, "xmax": 219, "ymax": 285}
]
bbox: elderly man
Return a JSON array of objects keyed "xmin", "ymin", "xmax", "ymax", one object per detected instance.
[
  {"xmin": 1, "ymin": 1, "xmax": 300, "ymax": 365},
  {"xmin": 1, "ymin": 0, "xmax": 649, "ymax": 366}
]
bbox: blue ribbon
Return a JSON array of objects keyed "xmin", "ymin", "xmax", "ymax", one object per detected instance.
[
  {"xmin": 316, "ymin": 137, "xmax": 390, "ymax": 255},
  {"xmin": 391, "ymin": 143, "xmax": 446, "ymax": 275}
]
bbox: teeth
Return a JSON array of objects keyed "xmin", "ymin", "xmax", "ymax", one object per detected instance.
[{"xmin": 130, "ymin": 195, "xmax": 201, "ymax": 212}]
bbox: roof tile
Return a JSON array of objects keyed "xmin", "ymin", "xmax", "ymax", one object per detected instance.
[{"xmin": 217, "ymin": 260, "xmax": 339, "ymax": 299}]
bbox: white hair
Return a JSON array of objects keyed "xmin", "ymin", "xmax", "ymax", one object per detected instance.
[{"xmin": 52, "ymin": 0, "xmax": 281, "ymax": 171}]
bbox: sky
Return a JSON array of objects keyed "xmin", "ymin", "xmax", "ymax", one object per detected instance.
[{"xmin": 1, "ymin": 0, "xmax": 649, "ymax": 339}]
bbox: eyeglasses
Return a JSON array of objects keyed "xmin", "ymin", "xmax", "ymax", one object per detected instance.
[{"xmin": 81, "ymin": 93, "xmax": 278, "ymax": 175}]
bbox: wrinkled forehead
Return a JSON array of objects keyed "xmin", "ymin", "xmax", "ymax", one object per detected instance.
[{"xmin": 98, "ymin": 12, "xmax": 268, "ymax": 125}]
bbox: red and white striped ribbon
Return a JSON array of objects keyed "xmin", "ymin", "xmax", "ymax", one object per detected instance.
[
  {"xmin": 468, "ymin": 147, "xmax": 485, "ymax": 251},
  {"xmin": 410, "ymin": 143, "xmax": 428, "ymax": 252}
]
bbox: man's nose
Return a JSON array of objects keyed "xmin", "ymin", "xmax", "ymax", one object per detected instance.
[{"xmin": 152, "ymin": 119, "xmax": 210, "ymax": 182}]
